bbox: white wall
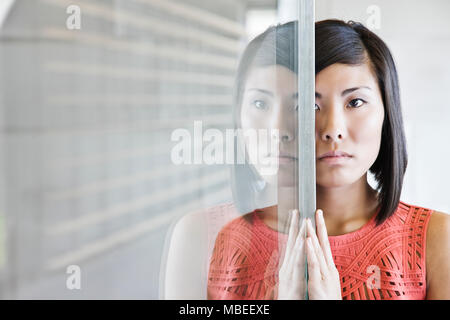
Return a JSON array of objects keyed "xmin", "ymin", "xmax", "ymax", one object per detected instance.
[
  {"xmin": 279, "ymin": 0, "xmax": 450, "ymax": 213},
  {"xmin": 316, "ymin": 0, "xmax": 450, "ymax": 213}
]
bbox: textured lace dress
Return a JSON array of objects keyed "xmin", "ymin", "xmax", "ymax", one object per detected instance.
[{"xmin": 207, "ymin": 201, "xmax": 433, "ymax": 300}]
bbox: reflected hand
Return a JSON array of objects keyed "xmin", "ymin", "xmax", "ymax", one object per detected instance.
[
  {"xmin": 305, "ymin": 209, "xmax": 342, "ymax": 300},
  {"xmin": 277, "ymin": 209, "xmax": 307, "ymax": 300}
]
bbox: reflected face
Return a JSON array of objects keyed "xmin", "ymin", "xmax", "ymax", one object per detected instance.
[
  {"xmin": 315, "ymin": 62, "xmax": 385, "ymax": 188},
  {"xmin": 240, "ymin": 65, "xmax": 298, "ymax": 187}
]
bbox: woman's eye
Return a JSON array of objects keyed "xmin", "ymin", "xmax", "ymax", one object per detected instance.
[
  {"xmin": 348, "ymin": 98, "xmax": 365, "ymax": 108},
  {"xmin": 314, "ymin": 103, "xmax": 320, "ymax": 111},
  {"xmin": 252, "ymin": 100, "xmax": 268, "ymax": 110}
]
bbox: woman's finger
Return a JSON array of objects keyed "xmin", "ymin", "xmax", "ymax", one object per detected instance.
[
  {"xmin": 293, "ymin": 235, "xmax": 306, "ymax": 297},
  {"xmin": 293, "ymin": 217, "xmax": 306, "ymax": 265},
  {"xmin": 306, "ymin": 237, "xmax": 321, "ymax": 282},
  {"xmin": 294, "ymin": 217, "xmax": 306, "ymax": 245},
  {"xmin": 315, "ymin": 209, "xmax": 335, "ymax": 268},
  {"xmin": 294, "ymin": 218, "xmax": 306, "ymax": 269},
  {"xmin": 281, "ymin": 209, "xmax": 299, "ymax": 269},
  {"xmin": 306, "ymin": 218, "xmax": 328, "ymax": 278},
  {"xmin": 285, "ymin": 209, "xmax": 299, "ymax": 255}
]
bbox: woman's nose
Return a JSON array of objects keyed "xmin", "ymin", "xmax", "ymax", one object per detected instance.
[
  {"xmin": 273, "ymin": 131, "xmax": 291, "ymax": 142},
  {"xmin": 271, "ymin": 106, "xmax": 295, "ymax": 142},
  {"xmin": 319, "ymin": 108, "xmax": 346, "ymax": 142}
]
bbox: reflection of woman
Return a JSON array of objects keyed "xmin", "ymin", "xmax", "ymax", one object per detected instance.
[{"xmin": 206, "ymin": 20, "xmax": 450, "ymax": 300}]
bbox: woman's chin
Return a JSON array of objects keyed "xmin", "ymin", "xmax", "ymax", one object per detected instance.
[
  {"xmin": 259, "ymin": 174, "xmax": 295, "ymax": 188},
  {"xmin": 316, "ymin": 176, "xmax": 357, "ymax": 189},
  {"xmin": 278, "ymin": 173, "xmax": 296, "ymax": 188}
]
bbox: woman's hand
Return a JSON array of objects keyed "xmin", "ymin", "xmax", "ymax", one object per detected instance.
[
  {"xmin": 277, "ymin": 209, "xmax": 307, "ymax": 300},
  {"xmin": 305, "ymin": 209, "xmax": 342, "ymax": 300}
]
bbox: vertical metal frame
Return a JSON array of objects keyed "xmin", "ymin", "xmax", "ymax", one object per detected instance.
[
  {"xmin": 298, "ymin": 0, "xmax": 316, "ymax": 223},
  {"xmin": 298, "ymin": 0, "xmax": 316, "ymax": 299}
]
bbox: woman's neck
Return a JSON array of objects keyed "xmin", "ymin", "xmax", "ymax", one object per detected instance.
[
  {"xmin": 258, "ymin": 175, "xmax": 379, "ymax": 236},
  {"xmin": 316, "ymin": 175, "xmax": 379, "ymax": 236},
  {"xmin": 257, "ymin": 184, "xmax": 297, "ymax": 234}
]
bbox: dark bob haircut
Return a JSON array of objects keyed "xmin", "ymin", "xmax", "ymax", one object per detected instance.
[
  {"xmin": 232, "ymin": 19, "xmax": 407, "ymax": 225},
  {"xmin": 316, "ymin": 19, "xmax": 408, "ymax": 225}
]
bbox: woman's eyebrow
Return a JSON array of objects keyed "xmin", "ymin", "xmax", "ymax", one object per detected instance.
[
  {"xmin": 315, "ymin": 86, "xmax": 371, "ymax": 99},
  {"xmin": 247, "ymin": 88, "xmax": 298, "ymax": 99},
  {"xmin": 341, "ymin": 86, "xmax": 371, "ymax": 96},
  {"xmin": 246, "ymin": 88, "xmax": 273, "ymax": 96}
]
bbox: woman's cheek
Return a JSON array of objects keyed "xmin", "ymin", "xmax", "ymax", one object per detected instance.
[
  {"xmin": 241, "ymin": 107, "xmax": 266, "ymax": 129},
  {"xmin": 240, "ymin": 107, "xmax": 252, "ymax": 129},
  {"xmin": 352, "ymin": 109, "xmax": 384, "ymax": 166}
]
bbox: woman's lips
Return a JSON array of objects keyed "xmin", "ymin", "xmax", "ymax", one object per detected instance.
[
  {"xmin": 277, "ymin": 156, "xmax": 297, "ymax": 164},
  {"xmin": 318, "ymin": 150, "xmax": 351, "ymax": 159},
  {"xmin": 265, "ymin": 155, "xmax": 297, "ymax": 165},
  {"xmin": 318, "ymin": 155, "xmax": 352, "ymax": 165},
  {"xmin": 266, "ymin": 151, "xmax": 353, "ymax": 165}
]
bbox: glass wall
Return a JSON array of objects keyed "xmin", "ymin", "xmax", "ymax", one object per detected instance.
[
  {"xmin": 0, "ymin": 0, "xmax": 449, "ymax": 300},
  {"xmin": 0, "ymin": 0, "xmax": 251, "ymax": 299}
]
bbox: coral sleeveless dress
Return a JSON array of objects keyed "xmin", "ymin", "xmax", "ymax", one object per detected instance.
[{"xmin": 207, "ymin": 201, "xmax": 433, "ymax": 300}]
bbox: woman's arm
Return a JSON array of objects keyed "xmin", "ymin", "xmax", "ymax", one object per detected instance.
[
  {"xmin": 426, "ymin": 210, "xmax": 450, "ymax": 299},
  {"xmin": 163, "ymin": 210, "xmax": 209, "ymax": 299}
]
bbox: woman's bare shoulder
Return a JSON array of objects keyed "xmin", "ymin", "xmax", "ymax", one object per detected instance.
[
  {"xmin": 427, "ymin": 210, "xmax": 450, "ymax": 248},
  {"xmin": 172, "ymin": 202, "xmax": 238, "ymax": 234},
  {"xmin": 426, "ymin": 210, "xmax": 450, "ymax": 299},
  {"xmin": 427, "ymin": 210, "xmax": 450, "ymax": 244},
  {"xmin": 164, "ymin": 204, "xmax": 236, "ymax": 299}
]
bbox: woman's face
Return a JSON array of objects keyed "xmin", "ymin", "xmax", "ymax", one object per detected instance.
[
  {"xmin": 240, "ymin": 64, "xmax": 298, "ymax": 187},
  {"xmin": 315, "ymin": 62, "xmax": 385, "ymax": 188},
  {"xmin": 239, "ymin": 61, "xmax": 384, "ymax": 190}
]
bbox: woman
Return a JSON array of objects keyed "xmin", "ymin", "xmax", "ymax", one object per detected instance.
[{"xmin": 206, "ymin": 20, "xmax": 450, "ymax": 300}]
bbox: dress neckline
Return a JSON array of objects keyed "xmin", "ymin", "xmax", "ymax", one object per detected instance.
[{"xmin": 251, "ymin": 205, "xmax": 382, "ymax": 245}]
